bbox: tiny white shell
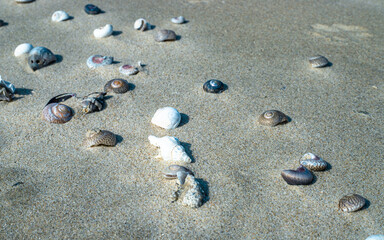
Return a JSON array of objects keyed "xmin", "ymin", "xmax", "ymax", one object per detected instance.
[
  {"xmin": 148, "ymin": 135, "xmax": 191, "ymax": 163},
  {"xmin": 51, "ymin": 10, "xmax": 70, "ymax": 22},
  {"xmin": 151, "ymin": 107, "xmax": 181, "ymax": 130},
  {"xmin": 171, "ymin": 16, "xmax": 185, "ymax": 24},
  {"xmin": 14, "ymin": 43, "xmax": 33, "ymax": 57},
  {"xmin": 134, "ymin": 18, "xmax": 148, "ymax": 31},
  {"xmin": 93, "ymin": 24, "xmax": 113, "ymax": 38}
]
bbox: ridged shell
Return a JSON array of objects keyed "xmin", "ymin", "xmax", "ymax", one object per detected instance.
[
  {"xmin": 151, "ymin": 107, "xmax": 181, "ymax": 130},
  {"xmin": 155, "ymin": 30, "xmax": 177, "ymax": 42},
  {"xmin": 14, "ymin": 43, "xmax": 33, "ymax": 57},
  {"xmin": 281, "ymin": 165, "xmax": 313, "ymax": 185},
  {"xmin": 134, "ymin": 18, "xmax": 148, "ymax": 31},
  {"xmin": 300, "ymin": 153, "xmax": 328, "ymax": 171},
  {"xmin": 28, "ymin": 47, "xmax": 57, "ymax": 71},
  {"xmin": 119, "ymin": 65, "xmax": 139, "ymax": 75},
  {"xmin": 42, "ymin": 103, "xmax": 73, "ymax": 124},
  {"xmin": 87, "ymin": 55, "xmax": 113, "ymax": 69},
  {"xmin": 203, "ymin": 80, "xmax": 224, "ymax": 93},
  {"xmin": 163, "ymin": 165, "xmax": 193, "ymax": 179},
  {"xmin": 51, "ymin": 11, "xmax": 70, "ymax": 22},
  {"xmin": 338, "ymin": 194, "xmax": 366, "ymax": 212},
  {"xmin": 84, "ymin": 4, "xmax": 100, "ymax": 15},
  {"xmin": 93, "ymin": 24, "xmax": 113, "ymax": 38},
  {"xmin": 104, "ymin": 79, "xmax": 130, "ymax": 94},
  {"xmin": 83, "ymin": 129, "xmax": 117, "ymax": 147},
  {"xmin": 309, "ymin": 55, "xmax": 329, "ymax": 68},
  {"xmin": 258, "ymin": 110, "xmax": 288, "ymax": 127},
  {"xmin": 171, "ymin": 16, "xmax": 185, "ymax": 24}
]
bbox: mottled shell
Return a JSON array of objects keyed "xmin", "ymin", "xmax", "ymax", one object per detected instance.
[
  {"xmin": 42, "ymin": 103, "xmax": 73, "ymax": 124},
  {"xmin": 258, "ymin": 110, "xmax": 288, "ymax": 127},
  {"xmin": 104, "ymin": 79, "xmax": 130, "ymax": 94},
  {"xmin": 83, "ymin": 129, "xmax": 117, "ymax": 147},
  {"xmin": 163, "ymin": 165, "xmax": 193, "ymax": 179},
  {"xmin": 93, "ymin": 24, "xmax": 113, "ymax": 38},
  {"xmin": 81, "ymin": 93, "xmax": 105, "ymax": 114},
  {"xmin": 134, "ymin": 18, "xmax": 148, "ymax": 31},
  {"xmin": 300, "ymin": 153, "xmax": 328, "ymax": 171},
  {"xmin": 84, "ymin": 4, "xmax": 100, "ymax": 15},
  {"xmin": 119, "ymin": 65, "xmax": 139, "ymax": 75},
  {"xmin": 338, "ymin": 194, "xmax": 366, "ymax": 212},
  {"xmin": 28, "ymin": 47, "xmax": 57, "ymax": 71},
  {"xmin": 155, "ymin": 30, "xmax": 177, "ymax": 42},
  {"xmin": 51, "ymin": 11, "xmax": 70, "ymax": 22},
  {"xmin": 203, "ymin": 80, "xmax": 224, "ymax": 93},
  {"xmin": 87, "ymin": 55, "xmax": 113, "ymax": 69},
  {"xmin": 151, "ymin": 107, "xmax": 181, "ymax": 130},
  {"xmin": 171, "ymin": 16, "xmax": 185, "ymax": 24},
  {"xmin": 281, "ymin": 166, "xmax": 313, "ymax": 185},
  {"xmin": 309, "ymin": 55, "xmax": 329, "ymax": 68},
  {"xmin": 14, "ymin": 43, "xmax": 33, "ymax": 57}
]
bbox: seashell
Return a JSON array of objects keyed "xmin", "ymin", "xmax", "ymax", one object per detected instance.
[
  {"xmin": 14, "ymin": 43, "xmax": 33, "ymax": 57},
  {"xmin": 93, "ymin": 24, "xmax": 113, "ymax": 38},
  {"xmin": 51, "ymin": 11, "xmax": 70, "ymax": 22},
  {"xmin": 151, "ymin": 107, "xmax": 181, "ymax": 130},
  {"xmin": 134, "ymin": 18, "xmax": 148, "ymax": 31},
  {"xmin": 81, "ymin": 92, "xmax": 106, "ymax": 113},
  {"xmin": 181, "ymin": 174, "xmax": 203, "ymax": 208},
  {"xmin": 0, "ymin": 76, "xmax": 16, "ymax": 102},
  {"xmin": 281, "ymin": 165, "xmax": 313, "ymax": 185},
  {"xmin": 171, "ymin": 16, "xmax": 186, "ymax": 24},
  {"xmin": 28, "ymin": 47, "xmax": 57, "ymax": 71},
  {"xmin": 154, "ymin": 29, "xmax": 177, "ymax": 42},
  {"xmin": 203, "ymin": 79, "xmax": 225, "ymax": 93},
  {"xmin": 86, "ymin": 55, "xmax": 113, "ymax": 69},
  {"xmin": 84, "ymin": 4, "xmax": 100, "ymax": 15},
  {"xmin": 15, "ymin": 0, "xmax": 34, "ymax": 3},
  {"xmin": 83, "ymin": 129, "xmax": 117, "ymax": 147},
  {"xmin": 338, "ymin": 194, "xmax": 366, "ymax": 212},
  {"xmin": 163, "ymin": 165, "xmax": 193, "ymax": 180},
  {"xmin": 104, "ymin": 79, "xmax": 130, "ymax": 94},
  {"xmin": 309, "ymin": 55, "xmax": 329, "ymax": 68},
  {"xmin": 258, "ymin": 110, "xmax": 288, "ymax": 127},
  {"xmin": 119, "ymin": 65, "xmax": 139, "ymax": 76},
  {"xmin": 42, "ymin": 103, "xmax": 73, "ymax": 124},
  {"xmin": 366, "ymin": 235, "xmax": 384, "ymax": 240},
  {"xmin": 148, "ymin": 135, "xmax": 192, "ymax": 163},
  {"xmin": 300, "ymin": 153, "xmax": 328, "ymax": 171}
]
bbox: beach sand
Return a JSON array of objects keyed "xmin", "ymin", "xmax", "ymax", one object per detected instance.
[{"xmin": 0, "ymin": 0, "xmax": 383, "ymax": 239}]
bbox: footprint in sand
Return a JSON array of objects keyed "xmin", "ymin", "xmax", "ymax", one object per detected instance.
[{"xmin": 311, "ymin": 23, "xmax": 372, "ymax": 44}]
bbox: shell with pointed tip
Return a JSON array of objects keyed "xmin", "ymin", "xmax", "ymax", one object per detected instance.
[
  {"xmin": 163, "ymin": 165, "xmax": 193, "ymax": 179},
  {"xmin": 155, "ymin": 30, "xmax": 177, "ymax": 42},
  {"xmin": 134, "ymin": 18, "xmax": 148, "ymax": 31},
  {"xmin": 338, "ymin": 194, "xmax": 366, "ymax": 212},
  {"xmin": 0, "ymin": 77, "xmax": 16, "ymax": 102},
  {"xmin": 28, "ymin": 47, "xmax": 57, "ymax": 71},
  {"xmin": 51, "ymin": 11, "xmax": 70, "ymax": 22},
  {"xmin": 281, "ymin": 165, "xmax": 313, "ymax": 185},
  {"xmin": 93, "ymin": 24, "xmax": 113, "ymax": 38},
  {"xmin": 104, "ymin": 79, "xmax": 130, "ymax": 94},
  {"xmin": 181, "ymin": 174, "xmax": 203, "ymax": 208},
  {"xmin": 151, "ymin": 107, "xmax": 181, "ymax": 130},
  {"xmin": 258, "ymin": 110, "xmax": 288, "ymax": 127},
  {"xmin": 366, "ymin": 235, "xmax": 384, "ymax": 240},
  {"xmin": 119, "ymin": 65, "xmax": 139, "ymax": 75},
  {"xmin": 83, "ymin": 129, "xmax": 117, "ymax": 147},
  {"xmin": 42, "ymin": 103, "xmax": 73, "ymax": 124},
  {"xmin": 171, "ymin": 16, "xmax": 185, "ymax": 24},
  {"xmin": 14, "ymin": 43, "xmax": 33, "ymax": 57},
  {"xmin": 309, "ymin": 55, "xmax": 329, "ymax": 68},
  {"xmin": 148, "ymin": 135, "xmax": 192, "ymax": 163},
  {"xmin": 87, "ymin": 55, "xmax": 113, "ymax": 69},
  {"xmin": 300, "ymin": 153, "xmax": 328, "ymax": 171}
]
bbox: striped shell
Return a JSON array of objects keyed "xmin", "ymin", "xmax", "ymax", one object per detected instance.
[
  {"xmin": 300, "ymin": 153, "xmax": 328, "ymax": 171},
  {"xmin": 83, "ymin": 129, "xmax": 117, "ymax": 147},
  {"xmin": 338, "ymin": 194, "xmax": 366, "ymax": 212},
  {"xmin": 42, "ymin": 103, "xmax": 73, "ymax": 124},
  {"xmin": 281, "ymin": 165, "xmax": 313, "ymax": 185},
  {"xmin": 309, "ymin": 55, "xmax": 329, "ymax": 68},
  {"xmin": 104, "ymin": 79, "xmax": 130, "ymax": 94},
  {"xmin": 258, "ymin": 110, "xmax": 288, "ymax": 127}
]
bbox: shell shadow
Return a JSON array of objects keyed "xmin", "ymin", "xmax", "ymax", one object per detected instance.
[
  {"xmin": 15, "ymin": 88, "xmax": 33, "ymax": 96},
  {"xmin": 278, "ymin": 115, "xmax": 292, "ymax": 126},
  {"xmin": 66, "ymin": 16, "xmax": 74, "ymax": 21},
  {"xmin": 112, "ymin": 31, "xmax": 122, "ymax": 36},
  {"xmin": 148, "ymin": 24, "xmax": 156, "ymax": 30},
  {"xmin": 310, "ymin": 173, "xmax": 318, "ymax": 185},
  {"xmin": 180, "ymin": 141, "xmax": 195, "ymax": 163},
  {"xmin": 0, "ymin": 22, "xmax": 8, "ymax": 27},
  {"xmin": 112, "ymin": 60, "xmax": 121, "ymax": 64},
  {"xmin": 116, "ymin": 134, "xmax": 124, "ymax": 144},
  {"xmin": 55, "ymin": 55, "xmax": 63, "ymax": 63},
  {"xmin": 196, "ymin": 178, "xmax": 210, "ymax": 205},
  {"xmin": 325, "ymin": 61, "xmax": 333, "ymax": 67},
  {"xmin": 128, "ymin": 83, "xmax": 136, "ymax": 91},
  {"xmin": 178, "ymin": 113, "xmax": 189, "ymax": 127},
  {"xmin": 100, "ymin": 95, "xmax": 113, "ymax": 110},
  {"xmin": 361, "ymin": 198, "xmax": 371, "ymax": 210},
  {"xmin": 176, "ymin": 35, "xmax": 182, "ymax": 41},
  {"xmin": 325, "ymin": 162, "xmax": 332, "ymax": 171}
]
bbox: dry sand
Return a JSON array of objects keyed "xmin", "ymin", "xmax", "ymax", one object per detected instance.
[{"xmin": 0, "ymin": 0, "xmax": 383, "ymax": 239}]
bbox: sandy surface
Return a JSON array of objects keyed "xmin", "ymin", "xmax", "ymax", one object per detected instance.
[{"xmin": 0, "ymin": 0, "xmax": 383, "ymax": 239}]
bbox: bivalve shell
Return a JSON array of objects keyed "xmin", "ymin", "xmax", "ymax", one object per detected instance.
[
  {"xmin": 171, "ymin": 16, "xmax": 186, "ymax": 24},
  {"xmin": 93, "ymin": 24, "xmax": 113, "ymax": 38},
  {"xmin": 151, "ymin": 107, "xmax": 181, "ymax": 130},
  {"xmin": 155, "ymin": 29, "xmax": 177, "ymax": 42},
  {"xmin": 119, "ymin": 65, "xmax": 139, "ymax": 76},
  {"xmin": 14, "ymin": 43, "xmax": 33, "ymax": 57},
  {"xmin": 51, "ymin": 10, "xmax": 70, "ymax": 22},
  {"xmin": 281, "ymin": 165, "xmax": 313, "ymax": 185},
  {"xmin": 338, "ymin": 194, "xmax": 366, "ymax": 212},
  {"xmin": 134, "ymin": 18, "xmax": 148, "ymax": 31},
  {"xmin": 104, "ymin": 79, "xmax": 130, "ymax": 94},
  {"xmin": 300, "ymin": 153, "xmax": 328, "ymax": 171},
  {"xmin": 87, "ymin": 55, "xmax": 113, "ymax": 69},
  {"xmin": 83, "ymin": 129, "xmax": 117, "ymax": 147},
  {"xmin": 309, "ymin": 55, "xmax": 329, "ymax": 68},
  {"xmin": 258, "ymin": 110, "xmax": 288, "ymax": 127},
  {"xmin": 42, "ymin": 103, "xmax": 73, "ymax": 124}
]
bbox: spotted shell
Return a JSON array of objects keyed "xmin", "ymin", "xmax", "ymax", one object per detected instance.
[
  {"xmin": 203, "ymin": 79, "xmax": 225, "ymax": 93},
  {"xmin": 155, "ymin": 29, "xmax": 177, "ymax": 42},
  {"xmin": 309, "ymin": 55, "xmax": 329, "ymax": 68},
  {"xmin": 104, "ymin": 79, "xmax": 130, "ymax": 94},
  {"xmin": 338, "ymin": 194, "xmax": 366, "ymax": 212},
  {"xmin": 281, "ymin": 165, "xmax": 313, "ymax": 185},
  {"xmin": 42, "ymin": 103, "xmax": 73, "ymax": 124},
  {"xmin": 83, "ymin": 129, "xmax": 117, "ymax": 147},
  {"xmin": 163, "ymin": 165, "xmax": 193, "ymax": 179},
  {"xmin": 258, "ymin": 110, "xmax": 288, "ymax": 127},
  {"xmin": 300, "ymin": 153, "xmax": 328, "ymax": 171}
]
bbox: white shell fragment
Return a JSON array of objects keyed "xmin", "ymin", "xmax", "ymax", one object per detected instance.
[
  {"xmin": 151, "ymin": 107, "xmax": 181, "ymax": 130},
  {"xmin": 180, "ymin": 174, "xmax": 203, "ymax": 208},
  {"xmin": 93, "ymin": 24, "xmax": 113, "ymax": 38},
  {"xmin": 171, "ymin": 16, "xmax": 185, "ymax": 24},
  {"xmin": 148, "ymin": 135, "xmax": 192, "ymax": 163},
  {"xmin": 14, "ymin": 43, "xmax": 33, "ymax": 57},
  {"xmin": 51, "ymin": 10, "xmax": 70, "ymax": 22},
  {"xmin": 134, "ymin": 18, "xmax": 148, "ymax": 31}
]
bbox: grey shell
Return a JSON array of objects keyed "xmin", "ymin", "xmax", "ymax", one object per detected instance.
[
  {"xmin": 104, "ymin": 79, "xmax": 130, "ymax": 94},
  {"xmin": 87, "ymin": 55, "xmax": 113, "ymax": 69},
  {"xmin": 28, "ymin": 47, "xmax": 57, "ymax": 71},
  {"xmin": 258, "ymin": 110, "xmax": 288, "ymax": 127},
  {"xmin": 309, "ymin": 55, "xmax": 329, "ymax": 68},
  {"xmin": 203, "ymin": 80, "xmax": 224, "ymax": 93},
  {"xmin": 338, "ymin": 194, "xmax": 366, "ymax": 212},
  {"xmin": 83, "ymin": 129, "xmax": 117, "ymax": 147},
  {"xmin": 300, "ymin": 153, "xmax": 328, "ymax": 171},
  {"xmin": 81, "ymin": 92, "xmax": 105, "ymax": 113},
  {"xmin": 163, "ymin": 165, "xmax": 194, "ymax": 179},
  {"xmin": 0, "ymin": 79, "xmax": 15, "ymax": 102},
  {"xmin": 281, "ymin": 166, "xmax": 313, "ymax": 185},
  {"xmin": 155, "ymin": 30, "xmax": 177, "ymax": 42}
]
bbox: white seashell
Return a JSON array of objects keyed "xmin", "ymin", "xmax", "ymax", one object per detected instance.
[
  {"xmin": 151, "ymin": 107, "xmax": 181, "ymax": 130},
  {"xmin": 14, "ymin": 43, "xmax": 33, "ymax": 57},
  {"xmin": 134, "ymin": 18, "xmax": 148, "ymax": 31},
  {"xmin": 148, "ymin": 135, "xmax": 191, "ymax": 163},
  {"xmin": 366, "ymin": 235, "xmax": 384, "ymax": 240},
  {"xmin": 93, "ymin": 24, "xmax": 113, "ymax": 38},
  {"xmin": 51, "ymin": 11, "xmax": 70, "ymax": 22},
  {"xmin": 171, "ymin": 16, "xmax": 185, "ymax": 24},
  {"xmin": 181, "ymin": 174, "xmax": 203, "ymax": 208}
]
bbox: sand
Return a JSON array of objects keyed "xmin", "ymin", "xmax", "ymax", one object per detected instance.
[{"xmin": 0, "ymin": 0, "xmax": 383, "ymax": 239}]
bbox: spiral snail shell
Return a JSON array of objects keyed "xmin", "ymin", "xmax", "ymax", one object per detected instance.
[
  {"xmin": 163, "ymin": 165, "xmax": 194, "ymax": 180},
  {"xmin": 148, "ymin": 135, "xmax": 192, "ymax": 163},
  {"xmin": 203, "ymin": 79, "xmax": 225, "ymax": 93},
  {"xmin": 83, "ymin": 129, "xmax": 117, "ymax": 148},
  {"xmin": 258, "ymin": 110, "xmax": 288, "ymax": 127},
  {"xmin": 338, "ymin": 194, "xmax": 366, "ymax": 212},
  {"xmin": 104, "ymin": 79, "xmax": 130, "ymax": 94},
  {"xmin": 281, "ymin": 165, "xmax": 313, "ymax": 185},
  {"xmin": 42, "ymin": 103, "xmax": 74, "ymax": 124}
]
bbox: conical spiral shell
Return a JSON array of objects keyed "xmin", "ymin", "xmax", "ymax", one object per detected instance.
[
  {"xmin": 42, "ymin": 103, "xmax": 73, "ymax": 124},
  {"xmin": 258, "ymin": 110, "xmax": 288, "ymax": 127},
  {"xmin": 104, "ymin": 79, "xmax": 130, "ymax": 94}
]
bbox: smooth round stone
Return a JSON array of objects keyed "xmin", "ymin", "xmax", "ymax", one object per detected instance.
[
  {"xmin": 84, "ymin": 4, "xmax": 101, "ymax": 15},
  {"xmin": 203, "ymin": 80, "xmax": 225, "ymax": 93}
]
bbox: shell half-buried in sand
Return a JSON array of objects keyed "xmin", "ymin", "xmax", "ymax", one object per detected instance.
[
  {"xmin": 154, "ymin": 30, "xmax": 177, "ymax": 42},
  {"xmin": 258, "ymin": 110, "xmax": 288, "ymax": 127},
  {"xmin": 83, "ymin": 129, "xmax": 117, "ymax": 148},
  {"xmin": 338, "ymin": 194, "xmax": 366, "ymax": 212},
  {"xmin": 28, "ymin": 47, "xmax": 57, "ymax": 71}
]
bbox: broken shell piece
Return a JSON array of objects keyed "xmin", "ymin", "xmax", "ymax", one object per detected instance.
[
  {"xmin": 14, "ymin": 43, "xmax": 33, "ymax": 57},
  {"xmin": 93, "ymin": 24, "xmax": 113, "ymax": 38},
  {"xmin": 163, "ymin": 165, "xmax": 193, "ymax": 180},
  {"xmin": 151, "ymin": 107, "xmax": 181, "ymax": 130},
  {"xmin": 83, "ymin": 129, "xmax": 117, "ymax": 147},
  {"xmin": 42, "ymin": 103, "xmax": 74, "ymax": 124},
  {"xmin": 87, "ymin": 55, "xmax": 113, "ymax": 69},
  {"xmin": 134, "ymin": 18, "xmax": 148, "ymax": 31},
  {"xmin": 181, "ymin": 174, "xmax": 203, "ymax": 208},
  {"xmin": 28, "ymin": 47, "xmax": 57, "ymax": 71},
  {"xmin": 338, "ymin": 194, "xmax": 366, "ymax": 212},
  {"xmin": 309, "ymin": 55, "xmax": 329, "ymax": 68},
  {"xmin": 281, "ymin": 165, "xmax": 313, "ymax": 185},
  {"xmin": 155, "ymin": 29, "xmax": 177, "ymax": 42},
  {"xmin": 148, "ymin": 135, "xmax": 192, "ymax": 163},
  {"xmin": 119, "ymin": 65, "xmax": 139, "ymax": 76},
  {"xmin": 258, "ymin": 110, "xmax": 288, "ymax": 127},
  {"xmin": 81, "ymin": 92, "xmax": 106, "ymax": 113},
  {"xmin": 104, "ymin": 79, "xmax": 130, "ymax": 94},
  {"xmin": 0, "ymin": 76, "xmax": 16, "ymax": 102},
  {"xmin": 51, "ymin": 10, "xmax": 70, "ymax": 22},
  {"xmin": 300, "ymin": 153, "xmax": 328, "ymax": 171},
  {"xmin": 171, "ymin": 16, "xmax": 185, "ymax": 24}
]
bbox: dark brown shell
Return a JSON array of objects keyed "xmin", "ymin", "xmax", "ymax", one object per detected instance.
[
  {"xmin": 104, "ymin": 79, "xmax": 130, "ymax": 94},
  {"xmin": 258, "ymin": 110, "xmax": 288, "ymax": 127}
]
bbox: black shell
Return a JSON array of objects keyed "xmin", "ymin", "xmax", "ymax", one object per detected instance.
[
  {"xmin": 203, "ymin": 80, "xmax": 225, "ymax": 93},
  {"xmin": 84, "ymin": 4, "xmax": 101, "ymax": 15}
]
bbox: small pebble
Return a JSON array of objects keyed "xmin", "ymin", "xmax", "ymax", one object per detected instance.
[
  {"xmin": 84, "ymin": 4, "xmax": 101, "ymax": 15},
  {"xmin": 171, "ymin": 16, "xmax": 186, "ymax": 24},
  {"xmin": 309, "ymin": 55, "xmax": 329, "ymax": 68}
]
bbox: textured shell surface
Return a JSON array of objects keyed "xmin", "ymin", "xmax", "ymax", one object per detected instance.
[
  {"xmin": 258, "ymin": 110, "xmax": 288, "ymax": 127},
  {"xmin": 338, "ymin": 194, "xmax": 366, "ymax": 212},
  {"xmin": 87, "ymin": 55, "xmax": 113, "ymax": 69},
  {"xmin": 366, "ymin": 235, "xmax": 384, "ymax": 240},
  {"xmin": 42, "ymin": 103, "xmax": 73, "ymax": 124},
  {"xmin": 281, "ymin": 165, "xmax": 313, "ymax": 185},
  {"xmin": 148, "ymin": 135, "xmax": 191, "ymax": 163},
  {"xmin": 309, "ymin": 55, "xmax": 329, "ymax": 68},
  {"xmin": 84, "ymin": 4, "xmax": 100, "ymax": 15},
  {"xmin": 28, "ymin": 47, "xmax": 57, "ymax": 71},
  {"xmin": 104, "ymin": 79, "xmax": 130, "ymax": 94},
  {"xmin": 51, "ymin": 11, "xmax": 70, "ymax": 22},
  {"xmin": 171, "ymin": 16, "xmax": 185, "ymax": 24},
  {"xmin": 119, "ymin": 65, "xmax": 139, "ymax": 75},
  {"xmin": 300, "ymin": 153, "xmax": 328, "ymax": 171},
  {"xmin": 83, "ymin": 129, "xmax": 117, "ymax": 147},
  {"xmin": 0, "ymin": 77, "xmax": 16, "ymax": 102},
  {"xmin": 134, "ymin": 18, "xmax": 148, "ymax": 31},
  {"xmin": 163, "ymin": 165, "xmax": 193, "ymax": 179},
  {"xmin": 93, "ymin": 24, "xmax": 113, "ymax": 38},
  {"xmin": 151, "ymin": 107, "xmax": 181, "ymax": 129},
  {"xmin": 181, "ymin": 174, "xmax": 203, "ymax": 208},
  {"xmin": 203, "ymin": 79, "xmax": 224, "ymax": 93},
  {"xmin": 14, "ymin": 43, "xmax": 33, "ymax": 56},
  {"xmin": 81, "ymin": 92, "xmax": 105, "ymax": 113},
  {"xmin": 155, "ymin": 29, "xmax": 177, "ymax": 42}
]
